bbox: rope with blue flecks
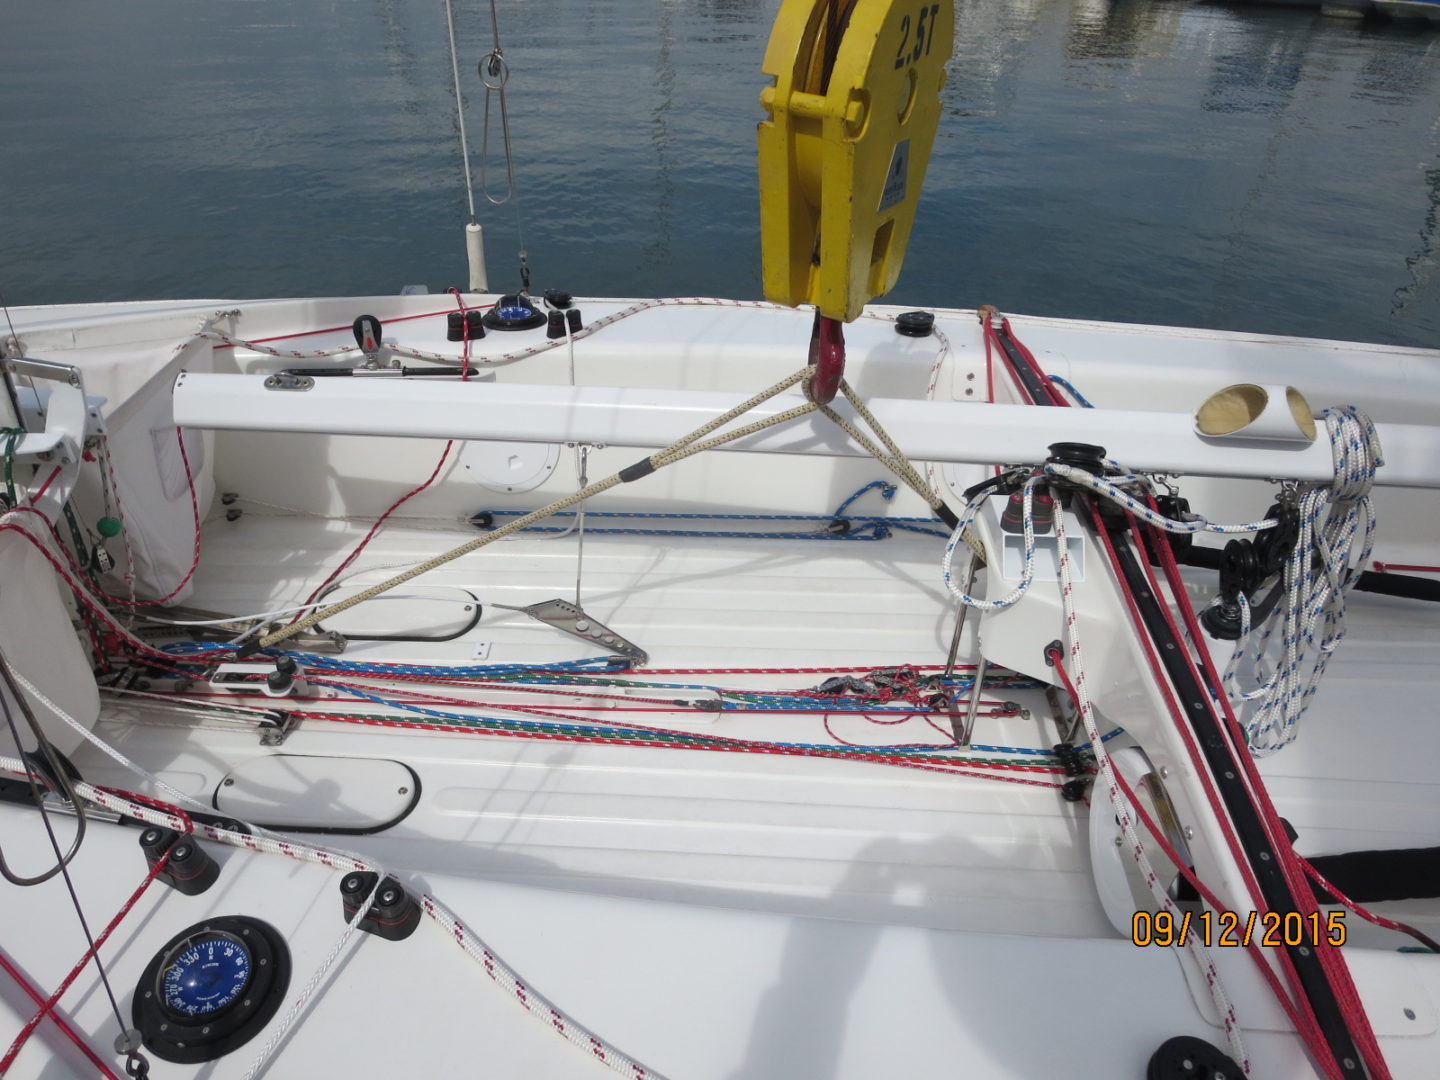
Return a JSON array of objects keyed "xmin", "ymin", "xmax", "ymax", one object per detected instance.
[
  {"xmin": 940, "ymin": 466, "xmax": 1282, "ymax": 616},
  {"xmin": 474, "ymin": 480, "xmax": 950, "ymax": 540},
  {"xmin": 1222, "ymin": 406, "xmax": 1382, "ymax": 754},
  {"xmin": 937, "ymin": 405, "xmax": 1381, "ymax": 758}
]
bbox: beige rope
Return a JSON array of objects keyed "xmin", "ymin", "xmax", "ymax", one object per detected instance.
[
  {"xmin": 253, "ymin": 367, "xmax": 815, "ymax": 650},
  {"xmin": 822, "ymin": 380, "xmax": 985, "ymax": 560},
  {"xmin": 253, "ymin": 362, "xmax": 983, "ymax": 652}
]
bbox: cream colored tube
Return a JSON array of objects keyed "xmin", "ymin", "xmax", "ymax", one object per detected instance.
[{"xmin": 1195, "ymin": 383, "xmax": 1317, "ymax": 443}]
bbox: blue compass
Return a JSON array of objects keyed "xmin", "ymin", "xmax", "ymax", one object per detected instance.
[
  {"xmin": 135, "ymin": 915, "xmax": 290, "ymax": 1065},
  {"xmin": 158, "ymin": 931, "xmax": 252, "ymax": 1018}
]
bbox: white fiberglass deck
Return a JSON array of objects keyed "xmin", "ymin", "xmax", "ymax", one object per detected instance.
[
  {"xmin": 74, "ymin": 509, "xmax": 1440, "ymax": 952},
  {"xmin": 7, "ymin": 293, "xmax": 1440, "ymax": 1079}
]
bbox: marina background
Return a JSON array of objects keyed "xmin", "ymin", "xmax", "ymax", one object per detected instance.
[{"xmin": 4, "ymin": 0, "xmax": 1439, "ymax": 348}]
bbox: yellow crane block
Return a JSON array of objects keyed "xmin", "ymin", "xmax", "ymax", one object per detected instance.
[{"xmin": 759, "ymin": 0, "xmax": 954, "ymax": 323}]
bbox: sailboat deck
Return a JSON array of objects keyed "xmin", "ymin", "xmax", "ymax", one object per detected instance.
[{"xmin": 75, "ymin": 511, "xmax": 1440, "ymax": 948}]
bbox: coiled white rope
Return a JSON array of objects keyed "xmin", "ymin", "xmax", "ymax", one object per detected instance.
[
  {"xmin": 1223, "ymin": 406, "xmax": 1382, "ymax": 755},
  {"xmin": 941, "ymin": 475, "xmax": 1045, "ymax": 610}
]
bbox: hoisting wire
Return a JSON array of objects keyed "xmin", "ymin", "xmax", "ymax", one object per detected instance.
[
  {"xmin": 0, "ymin": 287, "xmax": 20, "ymax": 356},
  {"xmin": 443, "ymin": 0, "xmax": 478, "ymax": 225},
  {"xmin": 478, "ymin": 0, "xmax": 530, "ymax": 291}
]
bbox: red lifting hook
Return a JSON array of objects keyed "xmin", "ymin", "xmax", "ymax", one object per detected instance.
[{"xmin": 807, "ymin": 311, "xmax": 846, "ymax": 405}]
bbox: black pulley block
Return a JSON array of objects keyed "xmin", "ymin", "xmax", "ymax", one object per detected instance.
[{"xmin": 1146, "ymin": 1035, "xmax": 1244, "ymax": 1080}]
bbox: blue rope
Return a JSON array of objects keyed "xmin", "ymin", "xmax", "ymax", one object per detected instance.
[
  {"xmin": 158, "ymin": 642, "xmax": 625, "ymax": 677},
  {"xmin": 153, "ymin": 641, "xmax": 1122, "ymax": 756},
  {"xmin": 321, "ymin": 680, "xmax": 1108, "ymax": 759},
  {"xmin": 1046, "ymin": 374, "xmax": 1094, "ymax": 409},
  {"xmin": 473, "ymin": 480, "xmax": 950, "ymax": 540},
  {"xmin": 829, "ymin": 479, "xmax": 894, "ymax": 518}
]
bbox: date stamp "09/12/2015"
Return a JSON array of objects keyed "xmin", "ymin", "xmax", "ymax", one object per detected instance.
[{"xmin": 1132, "ymin": 910, "xmax": 1347, "ymax": 948}]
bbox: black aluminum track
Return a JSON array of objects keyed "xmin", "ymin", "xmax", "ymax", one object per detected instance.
[
  {"xmin": 991, "ymin": 322, "xmax": 1060, "ymax": 407},
  {"xmin": 1096, "ymin": 504, "xmax": 1370, "ymax": 1080}
]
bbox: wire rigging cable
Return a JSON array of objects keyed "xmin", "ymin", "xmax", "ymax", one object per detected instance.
[
  {"xmin": 477, "ymin": 0, "xmax": 530, "ymax": 289},
  {"xmin": 443, "ymin": 0, "xmax": 479, "ymax": 225},
  {"xmin": 0, "ymin": 649, "xmax": 151, "ymax": 1078}
]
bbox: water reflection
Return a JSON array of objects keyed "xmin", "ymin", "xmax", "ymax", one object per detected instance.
[
  {"xmin": 1201, "ymin": 25, "xmax": 1308, "ymax": 113},
  {"xmin": 1393, "ymin": 164, "xmax": 1440, "ymax": 318},
  {"xmin": 2, "ymin": 0, "xmax": 1438, "ymax": 347},
  {"xmin": 1066, "ymin": 0, "xmax": 1183, "ymax": 61},
  {"xmin": 1354, "ymin": 32, "xmax": 1439, "ymax": 105},
  {"xmin": 647, "ymin": 1, "xmax": 678, "ymax": 266},
  {"xmin": 948, "ymin": 0, "xmax": 1047, "ymax": 118}
]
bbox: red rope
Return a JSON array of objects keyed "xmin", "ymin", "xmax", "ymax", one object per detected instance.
[
  {"xmin": 651, "ymin": 663, "xmax": 973, "ymax": 674},
  {"xmin": 981, "ymin": 315, "xmax": 1067, "ymax": 408},
  {"xmin": 26, "ymin": 465, "xmax": 62, "ymax": 505},
  {"xmin": 0, "ymin": 847, "xmax": 174, "ymax": 1073},
  {"xmin": 982, "ymin": 319, "xmax": 995, "ymax": 404},
  {"xmin": 1048, "ymin": 653, "xmax": 1336, "ymax": 1064},
  {"xmin": 5, "ymin": 430, "xmax": 200, "ymax": 610},
  {"xmin": 300, "ymin": 440, "xmax": 455, "ymax": 609},
  {"xmin": 305, "ymin": 707, "xmax": 1065, "ymax": 788},
  {"xmin": 0, "ymin": 950, "xmax": 121, "ymax": 1080},
  {"xmin": 448, "ymin": 287, "xmax": 475, "ymax": 381},
  {"xmin": 1137, "ymin": 500, "xmax": 1391, "ymax": 1079},
  {"xmin": 1080, "ymin": 504, "xmax": 1351, "ymax": 1077},
  {"xmin": 0, "ymin": 522, "xmax": 183, "ymax": 664},
  {"xmin": 208, "ymin": 304, "xmax": 494, "ymax": 348},
  {"xmin": 1299, "ymin": 857, "xmax": 1440, "ymax": 953}
]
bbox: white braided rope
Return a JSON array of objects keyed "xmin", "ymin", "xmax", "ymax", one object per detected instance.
[
  {"xmin": 1, "ymin": 672, "xmax": 665, "ymax": 1078},
  {"xmin": 1223, "ymin": 407, "xmax": 1382, "ymax": 755},
  {"xmin": 238, "ymin": 873, "xmax": 383, "ymax": 1080},
  {"xmin": 940, "ymin": 475, "xmax": 1045, "ymax": 610},
  {"xmin": 917, "ymin": 322, "xmax": 954, "ymax": 502},
  {"xmin": 186, "ymin": 296, "xmax": 954, "ymax": 371},
  {"xmin": 1043, "ymin": 463, "xmax": 1278, "ymax": 534},
  {"xmin": 96, "ymin": 433, "xmax": 138, "ymax": 616},
  {"xmin": 1050, "ymin": 500, "xmax": 1251, "ymax": 1073},
  {"xmin": 420, "ymin": 895, "xmax": 662, "ymax": 1079}
]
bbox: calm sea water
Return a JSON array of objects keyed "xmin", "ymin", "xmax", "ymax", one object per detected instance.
[{"xmin": 5, "ymin": 0, "xmax": 1439, "ymax": 347}]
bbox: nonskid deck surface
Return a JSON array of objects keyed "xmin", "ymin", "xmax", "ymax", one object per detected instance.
[{"xmin": 77, "ymin": 510, "xmax": 1440, "ymax": 946}]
